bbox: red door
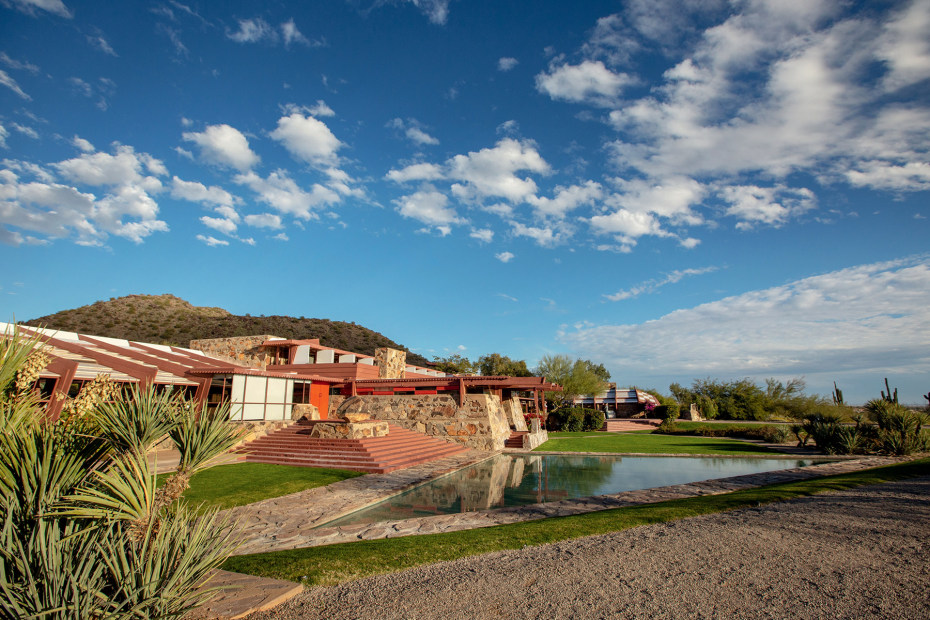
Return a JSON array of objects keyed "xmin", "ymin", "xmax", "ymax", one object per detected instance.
[{"xmin": 309, "ymin": 383, "xmax": 330, "ymax": 420}]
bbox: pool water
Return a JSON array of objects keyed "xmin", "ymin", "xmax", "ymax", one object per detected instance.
[{"xmin": 321, "ymin": 453, "xmax": 821, "ymax": 528}]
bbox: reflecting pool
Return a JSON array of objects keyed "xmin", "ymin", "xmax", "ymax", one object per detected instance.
[{"xmin": 321, "ymin": 453, "xmax": 821, "ymax": 528}]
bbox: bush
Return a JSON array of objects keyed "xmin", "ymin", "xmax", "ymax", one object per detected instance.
[
  {"xmin": 546, "ymin": 409, "xmax": 568, "ymax": 431},
  {"xmin": 582, "ymin": 408, "xmax": 606, "ymax": 432},
  {"xmin": 564, "ymin": 408, "xmax": 585, "ymax": 432},
  {"xmin": 865, "ymin": 399, "xmax": 929, "ymax": 456}
]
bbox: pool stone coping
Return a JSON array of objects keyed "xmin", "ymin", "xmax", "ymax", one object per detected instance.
[{"xmin": 227, "ymin": 453, "xmax": 906, "ymax": 556}]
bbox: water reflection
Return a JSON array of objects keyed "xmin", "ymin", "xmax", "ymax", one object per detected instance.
[{"xmin": 321, "ymin": 454, "xmax": 818, "ymax": 528}]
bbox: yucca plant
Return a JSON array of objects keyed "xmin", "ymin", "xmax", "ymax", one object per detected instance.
[
  {"xmin": 865, "ymin": 398, "xmax": 929, "ymax": 455},
  {"xmin": 0, "ymin": 324, "xmax": 241, "ymax": 619}
]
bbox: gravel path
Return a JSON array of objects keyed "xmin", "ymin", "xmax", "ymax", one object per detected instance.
[{"xmin": 250, "ymin": 476, "xmax": 930, "ymax": 620}]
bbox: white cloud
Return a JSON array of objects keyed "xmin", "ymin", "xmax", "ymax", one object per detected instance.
[
  {"xmin": 6, "ymin": 0, "xmax": 72, "ymax": 18},
  {"xmin": 270, "ymin": 113, "xmax": 342, "ymax": 167},
  {"xmin": 845, "ymin": 161, "xmax": 930, "ymax": 192},
  {"xmin": 469, "ymin": 228, "xmax": 493, "ymax": 243},
  {"xmin": 0, "ymin": 53, "xmax": 40, "ymax": 74},
  {"xmin": 72, "ymin": 135, "xmax": 94, "ymax": 152},
  {"xmin": 244, "ymin": 212, "xmax": 283, "ymax": 229},
  {"xmin": 535, "ymin": 60, "xmax": 631, "ymax": 106},
  {"xmin": 280, "ymin": 19, "xmax": 309, "ymax": 47},
  {"xmin": 54, "ymin": 145, "xmax": 164, "ymax": 190},
  {"xmin": 385, "ymin": 162, "xmax": 444, "ymax": 183},
  {"xmin": 11, "ymin": 123, "xmax": 38, "ymax": 139},
  {"xmin": 447, "ymin": 138, "xmax": 550, "ymax": 203},
  {"xmin": 589, "ymin": 209, "xmax": 667, "ymax": 248},
  {"xmin": 498, "ymin": 57, "xmax": 519, "ymax": 71},
  {"xmin": 394, "ymin": 186, "xmax": 464, "ymax": 228},
  {"xmin": 234, "ymin": 170, "xmax": 340, "ymax": 219},
  {"xmin": 720, "ymin": 184, "xmax": 816, "ymax": 230},
  {"xmin": 273, "ymin": 232, "xmax": 289, "ymax": 241},
  {"xmin": 227, "ymin": 18, "xmax": 274, "ymax": 43},
  {"xmin": 170, "ymin": 177, "xmax": 238, "ymax": 209},
  {"xmin": 605, "ymin": 266, "xmax": 718, "ymax": 301},
  {"xmin": 87, "ymin": 33, "xmax": 117, "ymax": 56},
  {"xmin": 0, "ymin": 70, "xmax": 31, "ymax": 100},
  {"xmin": 511, "ymin": 221, "xmax": 571, "ymax": 248},
  {"xmin": 527, "ymin": 181, "xmax": 602, "ymax": 218},
  {"xmin": 876, "ymin": 0, "xmax": 930, "ymax": 91},
  {"xmin": 384, "ymin": 163, "xmax": 443, "ymax": 183},
  {"xmin": 196, "ymin": 234, "xmax": 229, "ymax": 247},
  {"xmin": 200, "ymin": 215, "xmax": 237, "ymax": 235},
  {"xmin": 388, "ymin": 118, "xmax": 439, "ymax": 146},
  {"xmin": 182, "ymin": 124, "xmax": 259, "ymax": 171},
  {"xmin": 563, "ymin": 256, "xmax": 930, "ymax": 400},
  {"xmin": 495, "ymin": 251, "xmax": 514, "ymax": 263},
  {"xmin": 392, "ymin": 0, "xmax": 450, "ymax": 24},
  {"xmin": 0, "ymin": 125, "xmax": 9, "ymax": 149}
]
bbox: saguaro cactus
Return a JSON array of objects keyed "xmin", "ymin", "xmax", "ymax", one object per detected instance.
[
  {"xmin": 881, "ymin": 377, "xmax": 899, "ymax": 404},
  {"xmin": 831, "ymin": 382, "xmax": 845, "ymax": 406}
]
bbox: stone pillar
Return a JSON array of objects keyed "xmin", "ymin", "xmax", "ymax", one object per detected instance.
[{"xmin": 375, "ymin": 347, "xmax": 407, "ymax": 379}]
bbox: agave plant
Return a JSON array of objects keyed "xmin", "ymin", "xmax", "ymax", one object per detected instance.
[{"xmin": 0, "ymin": 325, "xmax": 241, "ymax": 619}]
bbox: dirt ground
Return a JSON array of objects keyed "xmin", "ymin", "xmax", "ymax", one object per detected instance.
[{"xmin": 251, "ymin": 476, "xmax": 930, "ymax": 620}]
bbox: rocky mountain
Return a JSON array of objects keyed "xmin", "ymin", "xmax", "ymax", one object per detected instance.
[{"xmin": 24, "ymin": 294, "xmax": 430, "ymax": 366}]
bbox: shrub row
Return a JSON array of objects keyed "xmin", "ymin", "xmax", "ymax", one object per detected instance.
[
  {"xmin": 655, "ymin": 423, "xmax": 792, "ymax": 444},
  {"xmin": 546, "ymin": 407, "xmax": 606, "ymax": 432}
]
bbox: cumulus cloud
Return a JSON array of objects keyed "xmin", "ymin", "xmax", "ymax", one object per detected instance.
[
  {"xmin": 527, "ymin": 181, "xmax": 602, "ymax": 219},
  {"xmin": 226, "ymin": 18, "xmax": 274, "ymax": 43},
  {"xmin": 447, "ymin": 138, "xmax": 550, "ymax": 202},
  {"xmin": 562, "ymin": 256, "xmax": 930, "ymax": 398},
  {"xmin": 244, "ymin": 212, "xmax": 283, "ymax": 229},
  {"xmin": 196, "ymin": 234, "xmax": 228, "ymax": 247},
  {"xmin": 469, "ymin": 228, "xmax": 493, "ymax": 243},
  {"xmin": 72, "ymin": 135, "xmax": 94, "ymax": 152},
  {"xmin": 605, "ymin": 266, "xmax": 718, "ymax": 301},
  {"xmin": 234, "ymin": 169, "xmax": 339, "ymax": 219},
  {"xmin": 270, "ymin": 112, "xmax": 342, "ymax": 167},
  {"xmin": 498, "ymin": 57, "xmax": 518, "ymax": 71},
  {"xmin": 385, "ymin": 162, "xmax": 444, "ymax": 183},
  {"xmin": 200, "ymin": 215, "xmax": 237, "ymax": 235},
  {"xmin": 170, "ymin": 176, "xmax": 238, "ymax": 209},
  {"xmin": 495, "ymin": 251, "xmax": 514, "ymax": 263},
  {"xmin": 182, "ymin": 124, "xmax": 259, "ymax": 171},
  {"xmin": 394, "ymin": 186, "xmax": 464, "ymax": 229},
  {"xmin": 1, "ymin": 144, "xmax": 170, "ymax": 245},
  {"xmin": 387, "ymin": 118, "xmax": 439, "ymax": 146},
  {"xmin": 720, "ymin": 185, "xmax": 816, "ymax": 230},
  {"xmin": 536, "ymin": 60, "xmax": 631, "ymax": 106}
]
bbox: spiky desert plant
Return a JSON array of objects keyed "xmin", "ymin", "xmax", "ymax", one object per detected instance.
[
  {"xmin": 155, "ymin": 402, "xmax": 244, "ymax": 511},
  {"xmin": 94, "ymin": 383, "xmax": 179, "ymax": 456},
  {"xmin": 59, "ymin": 373, "xmax": 120, "ymax": 427},
  {"xmin": 864, "ymin": 398, "xmax": 928, "ymax": 455},
  {"xmin": 0, "ymin": 324, "xmax": 240, "ymax": 619}
]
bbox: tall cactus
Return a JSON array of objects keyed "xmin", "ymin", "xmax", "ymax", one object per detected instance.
[
  {"xmin": 831, "ymin": 381, "xmax": 845, "ymax": 406},
  {"xmin": 881, "ymin": 377, "xmax": 898, "ymax": 404}
]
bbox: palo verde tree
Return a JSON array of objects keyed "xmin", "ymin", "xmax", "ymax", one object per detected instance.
[
  {"xmin": 0, "ymin": 325, "xmax": 243, "ymax": 619},
  {"xmin": 477, "ymin": 353, "xmax": 533, "ymax": 377},
  {"xmin": 535, "ymin": 353, "xmax": 608, "ymax": 408},
  {"xmin": 431, "ymin": 354, "xmax": 478, "ymax": 375}
]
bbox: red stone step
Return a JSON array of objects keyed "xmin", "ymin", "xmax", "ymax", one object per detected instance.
[
  {"xmin": 235, "ymin": 422, "xmax": 468, "ymax": 473},
  {"xmin": 505, "ymin": 431, "xmax": 528, "ymax": 449}
]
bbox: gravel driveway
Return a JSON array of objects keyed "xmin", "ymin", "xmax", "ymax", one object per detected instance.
[{"xmin": 251, "ymin": 476, "xmax": 930, "ymax": 619}]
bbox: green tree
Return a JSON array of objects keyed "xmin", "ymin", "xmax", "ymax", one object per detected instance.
[
  {"xmin": 535, "ymin": 354, "xmax": 608, "ymax": 407},
  {"xmin": 578, "ymin": 359, "xmax": 610, "ymax": 382},
  {"xmin": 477, "ymin": 353, "xmax": 533, "ymax": 377},
  {"xmin": 431, "ymin": 354, "xmax": 478, "ymax": 375}
]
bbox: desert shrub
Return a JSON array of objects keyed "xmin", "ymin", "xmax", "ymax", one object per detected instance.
[
  {"xmin": 582, "ymin": 408, "xmax": 606, "ymax": 432},
  {"xmin": 803, "ymin": 412, "xmax": 849, "ymax": 454},
  {"xmin": 865, "ymin": 399, "xmax": 929, "ymax": 455},
  {"xmin": 564, "ymin": 408, "xmax": 586, "ymax": 432}
]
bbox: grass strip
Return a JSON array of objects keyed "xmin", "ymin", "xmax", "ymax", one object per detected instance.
[
  {"xmin": 535, "ymin": 432, "xmax": 778, "ymax": 455},
  {"xmin": 222, "ymin": 458, "xmax": 930, "ymax": 586},
  {"xmin": 157, "ymin": 463, "xmax": 364, "ymax": 511}
]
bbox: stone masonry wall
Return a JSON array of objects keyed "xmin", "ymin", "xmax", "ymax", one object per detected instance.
[
  {"xmin": 335, "ymin": 393, "xmax": 511, "ymax": 451},
  {"xmin": 190, "ymin": 335, "xmax": 279, "ymax": 368},
  {"xmin": 375, "ymin": 347, "xmax": 406, "ymax": 379}
]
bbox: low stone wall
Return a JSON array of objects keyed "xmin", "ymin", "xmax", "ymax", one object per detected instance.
[
  {"xmin": 231, "ymin": 419, "xmax": 293, "ymax": 448},
  {"xmin": 310, "ymin": 417, "xmax": 390, "ymax": 439},
  {"xmin": 335, "ymin": 393, "xmax": 511, "ymax": 451}
]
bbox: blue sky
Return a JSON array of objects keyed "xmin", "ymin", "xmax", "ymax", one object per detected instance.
[{"xmin": 1, "ymin": 0, "xmax": 928, "ymax": 404}]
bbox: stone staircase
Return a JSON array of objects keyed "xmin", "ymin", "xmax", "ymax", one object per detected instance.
[
  {"xmin": 505, "ymin": 431, "xmax": 528, "ymax": 449},
  {"xmin": 601, "ymin": 418, "xmax": 661, "ymax": 432},
  {"xmin": 234, "ymin": 420, "xmax": 468, "ymax": 473}
]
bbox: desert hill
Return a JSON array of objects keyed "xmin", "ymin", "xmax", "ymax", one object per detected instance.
[{"xmin": 24, "ymin": 294, "xmax": 429, "ymax": 366}]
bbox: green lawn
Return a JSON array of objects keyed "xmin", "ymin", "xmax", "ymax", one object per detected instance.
[
  {"xmin": 159, "ymin": 463, "xmax": 364, "ymax": 511},
  {"xmin": 221, "ymin": 458, "xmax": 930, "ymax": 586},
  {"xmin": 535, "ymin": 431, "xmax": 778, "ymax": 455}
]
